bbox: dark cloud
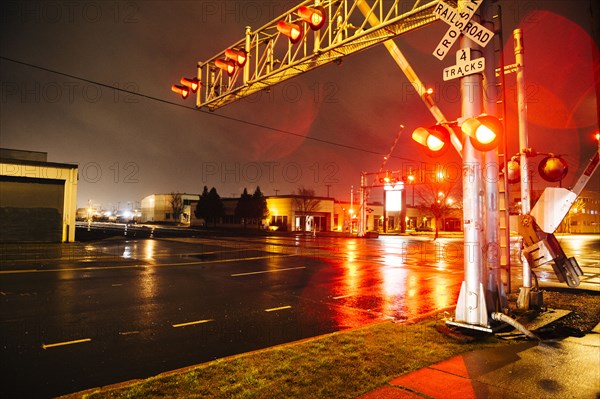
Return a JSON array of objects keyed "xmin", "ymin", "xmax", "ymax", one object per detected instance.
[{"xmin": 1, "ymin": 0, "xmax": 598, "ymax": 210}]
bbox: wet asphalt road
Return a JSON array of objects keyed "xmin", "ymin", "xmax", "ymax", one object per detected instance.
[{"xmin": 0, "ymin": 232, "xmax": 597, "ymax": 398}]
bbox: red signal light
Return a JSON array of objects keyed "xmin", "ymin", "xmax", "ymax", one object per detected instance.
[
  {"xmin": 298, "ymin": 5, "xmax": 326, "ymax": 30},
  {"xmin": 412, "ymin": 125, "xmax": 451, "ymax": 157},
  {"xmin": 277, "ymin": 20, "xmax": 303, "ymax": 43},
  {"xmin": 171, "ymin": 84, "xmax": 190, "ymax": 99},
  {"xmin": 461, "ymin": 114, "xmax": 503, "ymax": 152},
  {"xmin": 224, "ymin": 48, "xmax": 247, "ymax": 67},
  {"xmin": 180, "ymin": 77, "xmax": 199, "ymax": 93},
  {"xmin": 215, "ymin": 58, "xmax": 236, "ymax": 76}
]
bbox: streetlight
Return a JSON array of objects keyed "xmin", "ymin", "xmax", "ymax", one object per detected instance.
[{"xmin": 407, "ymin": 172, "xmax": 415, "ymax": 206}]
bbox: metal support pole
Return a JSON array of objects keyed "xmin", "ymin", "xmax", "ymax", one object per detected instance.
[
  {"xmin": 358, "ymin": 173, "xmax": 366, "ymax": 236},
  {"xmin": 514, "ymin": 28, "xmax": 532, "ymax": 310},
  {"xmin": 243, "ymin": 26, "xmax": 251, "ymax": 84},
  {"xmin": 453, "ymin": 31, "xmax": 489, "ymax": 327},
  {"xmin": 482, "ymin": 13, "xmax": 508, "ymax": 312}
]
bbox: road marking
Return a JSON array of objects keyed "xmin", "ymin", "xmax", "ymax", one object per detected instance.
[
  {"xmin": 333, "ymin": 294, "xmax": 352, "ymax": 300},
  {"xmin": 0, "ymin": 254, "xmax": 297, "ymax": 275},
  {"xmin": 172, "ymin": 319, "xmax": 214, "ymax": 328},
  {"xmin": 231, "ymin": 266, "xmax": 306, "ymax": 277},
  {"xmin": 118, "ymin": 331, "xmax": 140, "ymax": 335},
  {"xmin": 265, "ymin": 305, "xmax": 292, "ymax": 312},
  {"xmin": 112, "ymin": 284, "xmax": 123, "ymax": 287},
  {"xmin": 42, "ymin": 338, "xmax": 91, "ymax": 350}
]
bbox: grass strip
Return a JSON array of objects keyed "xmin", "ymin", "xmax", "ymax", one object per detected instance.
[{"xmin": 69, "ymin": 316, "xmax": 511, "ymax": 399}]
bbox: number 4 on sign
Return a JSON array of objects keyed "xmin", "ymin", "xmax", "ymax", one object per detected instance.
[{"xmin": 443, "ymin": 48, "xmax": 486, "ymax": 81}]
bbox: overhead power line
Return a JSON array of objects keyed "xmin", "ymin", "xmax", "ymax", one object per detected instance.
[{"xmin": 0, "ymin": 55, "xmax": 420, "ymax": 163}]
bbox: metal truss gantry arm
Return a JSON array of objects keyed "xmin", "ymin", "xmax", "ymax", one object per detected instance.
[{"xmin": 196, "ymin": 0, "xmax": 456, "ymax": 111}]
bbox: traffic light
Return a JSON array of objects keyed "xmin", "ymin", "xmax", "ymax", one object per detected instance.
[
  {"xmin": 298, "ymin": 5, "xmax": 326, "ymax": 30},
  {"xmin": 461, "ymin": 114, "xmax": 502, "ymax": 152},
  {"xmin": 411, "ymin": 125, "xmax": 452, "ymax": 157},
  {"xmin": 171, "ymin": 84, "xmax": 190, "ymax": 99},
  {"xmin": 277, "ymin": 20, "xmax": 303, "ymax": 43},
  {"xmin": 538, "ymin": 155, "xmax": 568, "ymax": 182},
  {"xmin": 224, "ymin": 48, "xmax": 247, "ymax": 67},
  {"xmin": 180, "ymin": 77, "xmax": 199, "ymax": 93},
  {"xmin": 215, "ymin": 58, "xmax": 236, "ymax": 76}
]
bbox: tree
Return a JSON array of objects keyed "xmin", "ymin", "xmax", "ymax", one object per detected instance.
[
  {"xmin": 206, "ymin": 187, "xmax": 224, "ymax": 227},
  {"xmin": 235, "ymin": 188, "xmax": 253, "ymax": 228},
  {"xmin": 251, "ymin": 186, "xmax": 269, "ymax": 227},
  {"xmin": 415, "ymin": 177, "xmax": 462, "ymax": 240},
  {"xmin": 293, "ymin": 186, "xmax": 320, "ymax": 231},
  {"xmin": 194, "ymin": 186, "xmax": 210, "ymax": 220},
  {"xmin": 170, "ymin": 192, "xmax": 184, "ymax": 223},
  {"xmin": 195, "ymin": 186, "xmax": 223, "ymax": 227}
]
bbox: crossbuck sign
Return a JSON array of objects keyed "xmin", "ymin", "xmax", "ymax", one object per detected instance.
[{"xmin": 433, "ymin": 0, "xmax": 495, "ymax": 60}]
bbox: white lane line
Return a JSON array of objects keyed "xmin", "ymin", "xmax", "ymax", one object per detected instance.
[
  {"xmin": 172, "ymin": 319, "xmax": 214, "ymax": 328},
  {"xmin": 0, "ymin": 254, "xmax": 297, "ymax": 275},
  {"xmin": 112, "ymin": 284, "xmax": 123, "ymax": 287},
  {"xmin": 265, "ymin": 305, "xmax": 292, "ymax": 312},
  {"xmin": 231, "ymin": 266, "xmax": 306, "ymax": 277},
  {"xmin": 333, "ymin": 294, "xmax": 352, "ymax": 300},
  {"xmin": 118, "ymin": 331, "xmax": 140, "ymax": 336},
  {"xmin": 42, "ymin": 338, "xmax": 92, "ymax": 350}
]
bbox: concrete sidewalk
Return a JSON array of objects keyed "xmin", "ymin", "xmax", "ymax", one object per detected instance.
[{"xmin": 357, "ymin": 323, "xmax": 600, "ymax": 399}]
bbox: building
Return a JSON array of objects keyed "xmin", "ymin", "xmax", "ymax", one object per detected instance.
[
  {"xmin": 558, "ymin": 190, "xmax": 600, "ymax": 233},
  {"xmin": 0, "ymin": 148, "xmax": 78, "ymax": 242},
  {"xmin": 136, "ymin": 190, "xmax": 461, "ymax": 233},
  {"xmin": 507, "ymin": 187, "xmax": 600, "ymax": 234},
  {"xmin": 141, "ymin": 193, "xmax": 199, "ymax": 224}
]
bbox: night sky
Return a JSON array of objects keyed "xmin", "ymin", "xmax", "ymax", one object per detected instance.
[{"xmin": 1, "ymin": 0, "xmax": 598, "ymax": 211}]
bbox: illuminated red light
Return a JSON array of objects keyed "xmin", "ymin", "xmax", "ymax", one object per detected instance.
[
  {"xmin": 224, "ymin": 48, "xmax": 247, "ymax": 67},
  {"xmin": 461, "ymin": 114, "xmax": 503, "ymax": 152},
  {"xmin": 298, "ymin": 5, "xmax": 326, "ymax": 30},
  {"xmin": 215, "ymin": 58, "xmax": 236, "ymax": 76},
  {"xmin": 180, "ymin": 77, "xmax": 199, "ymax": 93},
  {"xmin": 277, "ymin": 20, "xmax": 303, "ymax": 43},
  {"xmin": 412, "ymin": 125, "xmax": 451, "ymax": 157},
  {"xmin": 171, "ymin": 84, "xmax": 190, "ymax": 99}
]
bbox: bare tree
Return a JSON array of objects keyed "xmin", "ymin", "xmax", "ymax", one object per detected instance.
[
  {"xmin": 170, "ymin": 192, "xmax": 184, "ymax": 223},
  {"xmin": 293, "ymin": 186, "xmax": 320, "ymax": 231},
  {"xmin": 415, "ymin": 178, "xmax": 462, "ymax": 240}
]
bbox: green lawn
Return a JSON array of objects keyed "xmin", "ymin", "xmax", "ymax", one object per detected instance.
[{"xmin": 66, "ymin": 316, "xmax": 509, "ymax": 399}]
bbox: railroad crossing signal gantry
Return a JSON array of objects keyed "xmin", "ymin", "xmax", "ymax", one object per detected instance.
[{"xmin": 185, "ymin": 0, "xmax": 454, "ymax": 110}]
